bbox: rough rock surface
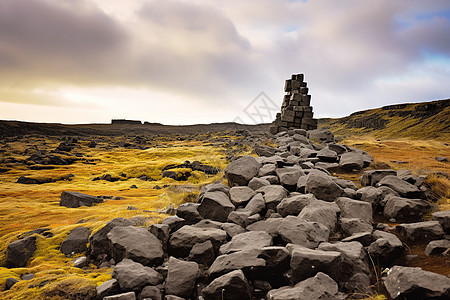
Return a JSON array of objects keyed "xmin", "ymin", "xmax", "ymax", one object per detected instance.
[
  {"xmin": 224, "ymin": 155, "xmax": 261, "ymax": 186},
  {"xmin": 107, "ymin": 226, "xmax": 164, "ymax": 266},
  {"xmin": 383, "ymin": 266, "xmax": 450, "ymax": 299},
  {"xmin": 60, "ymin": 226, "xmax": 91, "ymax": 256},
  {"xmin": 60, "ymin": 191, "xmax": 103, "ymax": 208},
  {"xmin": 165, "ymin": 256, "xmax": 199, "ymax": 298},
  {"xmin": 113, "ymin": 259, "xmax": 163, "ymax": 292},
  {"xmin": 6, "ymin": 236, "xmax": 36, "ymax": 268},
  {"xmin": 203, "ymin": 270, "xmax": 252, "ymax": 300}
]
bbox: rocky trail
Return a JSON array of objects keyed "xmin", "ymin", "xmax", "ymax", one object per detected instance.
[{"xmin": 3, "ymin": 128, "xmax": 450, "ymax": 300}]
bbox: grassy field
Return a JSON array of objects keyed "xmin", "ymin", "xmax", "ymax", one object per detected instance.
[
  {"xmin": 0, "ymin": 130, "xmax": 449, "ymax": 299},
  {"xmin": 0, "ymin": 134, "xmax": 236, "ymax": 299}
]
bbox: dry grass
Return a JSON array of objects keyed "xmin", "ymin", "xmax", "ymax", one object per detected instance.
[{"xmin": 0, "ymin": 135, "xmax": 230, "ymax": 299}]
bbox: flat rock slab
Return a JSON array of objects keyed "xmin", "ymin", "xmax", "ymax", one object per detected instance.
[
  {"xmin": 229, "ymin": 186, "xmax": 256, "ymax": 206},
  {"xmin": 60, "ymin": 191, "xmax": 103, "ymax": 208},
  {"xmin": 383, "ymin": 266, "xmax": 450, "ymax": 299},
  {"xmin": 107, "ymin": 226, "xmax": 164, "ymax": 266}
]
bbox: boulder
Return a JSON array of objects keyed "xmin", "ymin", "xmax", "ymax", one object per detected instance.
[
  {"xmin": 266, "ymin": 272, "xmax": 339, "ymax": 300},
  {"xmin": 88, "ymin": 217, "xmax": 132, "ymax": 261},
  {"xmin": 243, "ymin": 193, "xmax": 266, "ymax": 216},
  {"xmin": 258, "ymin": 163, "xmax": 276, "ymax": 177},
  {"xmin": 59, "ymin": 191, "xmax": 103, "ymax": 208},
  {"xmin": 368, "ymin": 230, "xmax": 404, "ymax": 266},
  {"xmin": 339, "ymin": 218, "xmax": 373, "ymax": 236},
  {"xmin": 305, "ymin": 173, "xmax": 344, "ymax": 202},
  {"xmin": 277, "ymin": 216, "xmax": 329, "ymax": 248},
  {"xmin": 165, "ymin": 257, "xmax": 199, "ymax": 299},
  {"xmin": 256, "ymin": 185, "xmax": 287, "ymax": 210},
  {"xmin": 219, "ymin": 231, "xmax": 272, "ymax": 255},
  {"xmin": 148, "ymin": 224, "xmax": 170, "ymax": 252},
  {"xmin": 220, "ymin": 223, "xmax": 246, "ymax": 238},
  {"xmin": 107, "ymin": 226, "xmax": 164, "ymax": 266},
  {"xmin": 276, "ymin": 166, "xmax": 305, "ymax": 191},
  {"xmin": 276, "ymin": 194, "xmax": 315, "ymax": 217},
  {"xmin": 307, "ymin": 128, "xmax": 335, "ymax": 143},
  {"xmin": 188, "ymin": 240, "xmax": 216, "ymax": 266},
  {"xmin": 6, "ymin": 236, "xmax": 36, "ymax": 268},
  {"xmin": 336, "ymin": 197, "xmax": 372, "ymax": 224},
  {"xmin": 383, "ymin": 194, "xmax": 432, "ymax": 222},
  {"xmin": 339, "ymin": 152, "xmax": 364, "ymax": 172},
  {"xmin": 377, "ymin": 175, "xmax": 423, "ymax": 199},
  {"xmin": 103, "ymin": 292, "xmax": 136, "ymax": 300},
  {"xmin": 248, "ymin": 177, "xmax": 270, "ymax": 190},
  {"xmin": 247, "ymin": 218, "xmax": 282, "ymax": 238},
  {"xmin": 138, "ymin": 286, "xmax": 162, "ymax": 300},
  {"xmin": 168, "ymin": 225, "xmax": 227, "ymax": 257},
  {"xmin": 176, "ymin": 203, "xmax": 202, "ymax": 224},
  {"xmin": 383, "ymin": 266, "xmax": 450, "ymax": 299},
  {"xmin": 162, "ymin": 216, "xmax": 186, "ymax": 233},
  {"xmin": 202, "ymin": 270, "xmax": 252, "ymax": 300},
  {"xmin": 208, "ymin": 249, "xmax": 266, "ymax": 278},
  {"xmin": 396, "ymin": 221, "xmax": 445, "ymax": 243},
  {"xmin": 113, "ymin": 259, "xmax": 163, "ymax": 292},
  {"xmin": 290, "ymin": 246, "xmax": 342, "ymax": 283},
  {"xmin": 432, "ymin": 210, "xmax": 450, "ymax": 233},
  {"xmin": 254, "ymin": 144, "xmax": 277, "ymax": 157},
  {"xmin": 96, "ymin": 279, "xmax": 121, "ymax": 299},
  {"xmin": 224, "ymin": 155, "xmax": 261, "ymax": 186},
  {"xmin": 424, "ymin": 240, "xmax": 450, "ymax": 256},
  {"xmin": 60, "ymin": 226, "xmax": 91, "ymax": 256},
  {"xmin": 198, "ymin": 191, "xmax": 235, "ymax": 222},
  {"xmin": 4, "ymin": 278, "xmax": 19, "ymax": 291},
  {"xmin": 318, "ymin": 241, "xmax": 370, "ymax": 292},
  {"xmin": 356, "ymin": 186, "xmax": 398, "ymax": 209},
  {"xmin": 298, "ymin": 199, "xmax": 340, "ymax": 232},
  {"xmin": 360, "ymin": 169, "xmax": 397, "ymax": 187},
  {"xmin": 229, "ymin": 186, "xmax": 255, "ymax": 206},
  {"xmin": 316, "ymin": 147, "xmax": 338, "ymax": 162}
]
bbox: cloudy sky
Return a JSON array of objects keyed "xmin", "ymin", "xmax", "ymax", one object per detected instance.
[{"xmin": 0, "ymin": 0, "xmax": 449, "ymax": 124}]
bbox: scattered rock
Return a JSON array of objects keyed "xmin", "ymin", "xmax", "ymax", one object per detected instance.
[
  {"xmin": 60, "ymin": 191, "xmax": 103, "ymax": 208},
  {"xmin": 305, "ymin": 173, "xmax": 344, "ymax": 202},
  {"xmin": 60, "ymin": 226, "xmax": 91, "ymax": 256},
  {"xmin": 383, "ymin": 266, "xmax": 450, "ymax": 299},
  {"xmin": 107, "ymin": 226, "xmax": 164, "ymax": 266},
  {"xmin": 377, "ymin": 175, "xmax": 423, "ymax": 199},
  {"xmin": 432, "ymin": 210, "xmax": 450, "ymax": 233},
  {"xmin": 224, "ymin": 155, "xmax": 261, "ymax": 186},
  {"xmin": 396, "ymin": 221, "xmax": 445, "ymax": 243},
  {"xmin": 203, "ymin": 270, "xmax": 252, "ymax": 300},
  {"xmin": 383, "ymin": 194, "xmax": 432, "ymax": 222},
  {"xmin": 198, "ymin": 191, "xmax": 235, "ymax": 222},
  {"xmin": 6, "ymin": 236, "xmax": 36, "ymax": 268},
  {"xmin": 424, "ymin": 239, "xmax": 450, "ymax": 256},
  {"xmin": 267, "ymin": 272, "xmax": 340, "ymax": 300},
  {"xmin": 113, "ymin": 258, "xmax": 163, "ymax": 292},
  {"xmin": 219, "ymin": 231, "xmax": 272, "ymax": 254},
  {"xmin": 4, "ymin": 278, "xmax": 19, "ymax": 291},
  {"xmin": 165, "ymin": 256, "xmax": 199, "ymax": 299}
]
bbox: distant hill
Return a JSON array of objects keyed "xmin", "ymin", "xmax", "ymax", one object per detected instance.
[
  {"xmin": 0, "ymin": 120, "xmax": 270, "ymax": 138},
  {"xmin": 319, "ymin": 99, "xmax": 449, "ymax": 141}
]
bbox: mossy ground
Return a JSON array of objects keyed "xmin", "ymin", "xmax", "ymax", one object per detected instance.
[
  {"xmin": 1, "ymin": 131, "xmax": 449, "ymax": 299},
  {"xmin": 0, "ymin": 133, "xmax": 236, "ymax": 299}
]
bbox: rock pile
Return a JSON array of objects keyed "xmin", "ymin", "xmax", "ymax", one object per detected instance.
[
  {"xmin": 270, "ymin": 74, "xmax": 318, "ymax": 134},
  {"xmin": 4, "ymin": 129, "xmax": 450, "ymax": 300}
]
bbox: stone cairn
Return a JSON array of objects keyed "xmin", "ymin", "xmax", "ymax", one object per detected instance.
[{"xmin": 270, "ymin": 74, "xmax": 318, "ymax": 134}]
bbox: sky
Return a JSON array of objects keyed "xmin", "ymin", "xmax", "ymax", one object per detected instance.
[{"xmin": 0, "ymin": 0, "xmax": 449, "ymax": 125}]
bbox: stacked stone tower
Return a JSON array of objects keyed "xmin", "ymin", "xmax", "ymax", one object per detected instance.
[{"xmin": 270, "ymin": 74, "xmax": 318, "ymax": 134}]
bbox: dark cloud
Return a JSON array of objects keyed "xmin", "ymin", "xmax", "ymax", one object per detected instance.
[{"xmin": 0, "ymin": 0, "xmax": 129, "ymax": 87}]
